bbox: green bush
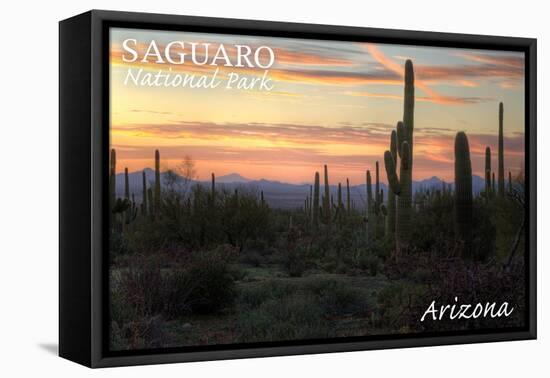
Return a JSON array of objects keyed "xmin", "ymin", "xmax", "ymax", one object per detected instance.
[
  {"xmin": 238, "ymin": 280, "xmax": 298, "ymax": 309},
  {"xmin": 237, "ymin": 293, "xmax": 329, "ymax": 343},
  {"xmin": 184, "ymin": 250, "xmax": 237, "ymax": 314},
  {"xmin": 305, "ymin": 277, "xmax": 368, "ymax": 315}
]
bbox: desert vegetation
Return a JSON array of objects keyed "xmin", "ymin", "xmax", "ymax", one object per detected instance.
[{"xmin": 109, "ymin": 60, "xmax": 526, "ymax": 351}]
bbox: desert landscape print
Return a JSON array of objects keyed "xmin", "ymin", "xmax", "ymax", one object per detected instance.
[{"xmin": 108, "ymin": 28, "xmax": 527, "ymax": 351}]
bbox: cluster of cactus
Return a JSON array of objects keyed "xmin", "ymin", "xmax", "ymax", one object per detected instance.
[
  {"xmin": 365, "ymin": 162, "xmax": 385, "ymax": 243},
  {"xmin": 482, "ymin": 103, "xmax": 507, "ymax": 200},
  {"xmin": 384, "ymin": 60, "xmax": 415, "ymax": 255},
  {"xmin": 109, "ymin": 149, "xmax": 163, "ymax": 230},
  {"xmin": 306, "ymin": 165, "xmax": 357, "ymax": 229}
]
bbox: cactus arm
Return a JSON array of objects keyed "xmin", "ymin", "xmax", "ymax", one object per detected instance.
[
  {"xmin": 390, "ymin": 130, "xmax": 397, "ymax": 161},
  {"xmin": 384, "ymin": 151, "xmax": 401, "ymax": 195},
  {"xmin": 396, "ymin": 122, "xmax": 405, "ymax": 158}
]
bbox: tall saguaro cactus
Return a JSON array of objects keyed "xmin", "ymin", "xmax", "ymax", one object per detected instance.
[
  {"xmin": 323, "ymin": 164, "xmax": 331, "ymax": 224},
  {"xmin": 124, "ymin": 168, "xmax": 130, "ymax": 201},
  {"xmin": 375, "ymin": 161, "xmax": 380, "ymax": 204},
  {"xmin": 142, "ymin": 170, "xmax": 147, "ymax": 215},
  {"xmin": 383, "ymin": 60, "xmax": 415, "ymax": 255},
  {"xmin": 386, "ymin": 131, "xmax": 397, "ymax": 240},
  {"xmin": 337, "ymin": 183, "xmax": 343, "ymax": 208},
  {"xmin": 454, "ymin": 132, "xmax": 473, "ymax": 256},
  {"xmin": 147, "ymin": 188, "xmax": 154, "ymax": 217},
  {"xmin": 154, "ymin": 149, "xmax": 161, "ymax": 215},
  {"xmin": 374, "ymin": 161, "xmax": 381, "ymax": 238},
  {"xmin": 403, "ymin": 60, "xmax": 415, "ymax": 166},
  {"xmin": 366, "ymin": 170, "xmax": 375, "ymax": 243},
  {"xmin": 313, "ymin": 172, "xmax": 320, "ymax": 228},
  {"xmin": 485, "ymin": 146, "xmax": 491, "ymax": 195},
  {"xmin": 346, "ymin": 178, "xmax": 351, "ymax": 212},
  {"xmin": 498, "ymin": 102, "xmax": 505, "ymax": 196},
  {"xmin": 309, "ymin": 185, "xmax": 313, "ymax": 217},
  {"xmin": 211, "ymin": 173, "xmax": 216, "ymax": 194}
]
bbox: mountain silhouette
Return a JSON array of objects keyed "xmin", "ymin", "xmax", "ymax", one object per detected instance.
[{"xmin": 114, "ymin": 169, "xmax": 486, "ymax": 209}]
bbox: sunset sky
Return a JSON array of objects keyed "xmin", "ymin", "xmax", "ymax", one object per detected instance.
[{"xmin": 110, "ymin": 28, "xmax": 525, "ymax": 185}]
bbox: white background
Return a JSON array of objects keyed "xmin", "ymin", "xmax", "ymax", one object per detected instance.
[{"xmin": 0, "ymin": 0, "xmax": 547, "ymax": 376}]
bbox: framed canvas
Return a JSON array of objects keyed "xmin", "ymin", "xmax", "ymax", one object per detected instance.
[{"xmin": 59, "ymin": 10, "xmax": 537, "ymax": 368}]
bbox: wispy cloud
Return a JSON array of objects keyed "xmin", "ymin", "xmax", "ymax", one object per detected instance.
[
  {"xmin": 363, "ymin": 43, "xmax": 522, "ymax": 104},
  {"xmin": 343, "ymin": 90, "xmax": 492, "ymax": 105}
]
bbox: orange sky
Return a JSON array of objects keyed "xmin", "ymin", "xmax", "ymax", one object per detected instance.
[{"xmin": 110, "ymin": 28, "xmax": 525, "ymax": 184}]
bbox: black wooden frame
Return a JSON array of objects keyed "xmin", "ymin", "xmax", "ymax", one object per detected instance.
[{"xmin": 59, "ymin": 9, "xmax": 537, "ymax": 368}]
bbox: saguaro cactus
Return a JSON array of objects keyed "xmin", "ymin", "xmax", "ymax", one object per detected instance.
[
  {"xmin": 124, "ymin": 167, "xmax": 130, "ymax": 223},
  {"xmin": 142, "ymin": 170, "xmax": 147, "ymax": 215},
  {"xmin": 386, "ymin": 131, "xmax": 397, "ymax": 240},
  {"xmin": 383, "ymin": 60, "xmax": 415, "ymax": 255},
  {"xmin": 309, "ymin": 185, "xmax": 313, "ymax": 217},
  {"xmin": 375, "ymin": 161, "xmax": 380, "ymax": 205},
  {"xmin": 211, "ymin": 173, "xmax": 216, "ymax": 195},
  {"xmin": 124, "ymin": 168, "xmax": 129, "ymax": 200},
  {"xmin": 110, "ymin": 149, "xmax": 116, "ymax": 207},
  {"xmin": 313, "ymin": 172, "xmax": 320, "ymax": 228},
  {"xmin": 323, "ymin": 165, "xmax": 331, "ymax": 224},
  {"xmin": 385, "ymin": 134, "xmax": 412, "ymax": 255},
  {"xmin": 403, "ymin": 60, "xmax": 415, "ymax": 165},
  {"xmin": 375, "ymin": 161, "xmax": 381, "ymax": 237},
  {"xmin": 498, "ymin": 102, "xmax": 505, "ymax": 197},
  {"xmin": 337, "ymin": 183, "xmax": 342, "ymax": 208},
  {"xmin": 366, "ymin": 170, "xmax": 375, "ymax": 243},
  {"xmin": 485, "ymin": 146, "xmax": 491, "ymax": 195},
  {"xmin": 147, "ymin": 188, "xmax": 154, "ymax": 217},
  {"xmin": 346, "ymin": 178, "xmax": 351, "ymax": 212},
  {"xmin": 154, "ymin": 149, "xmax": 161, "ymax": 215},
  {"xmin": 454, "ymin": 132, "xmax": 473, "ymax": 256}
]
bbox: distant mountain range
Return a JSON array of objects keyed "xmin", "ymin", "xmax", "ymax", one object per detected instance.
[{"xmin": 115, "ymin": 169, "xmax": 486, "ymax": 209}]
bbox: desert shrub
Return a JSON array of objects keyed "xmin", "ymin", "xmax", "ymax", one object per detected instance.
[
  {"xmin": 239, "ymin": 249, "xmax": 263, "ymax": 267},
  {"xmin": 305, "ymin": 277, "xmax": 368, "ymax": 315},
  {"xmin": 238, "ymin": 280, "xmax": 298, "ymax": 309},
  {"xmin": 112, "ymin": 249, "xmax": 237, "ymax": 322},
  {"xmin": 245, "ymin": 239, "xmax": 269, "ymax": 254},
  {"xmin": 237, "ymin": 293, "xmax": 329, "ymax": 343},
  {"xmin": 109, "ymin": 230, "xmax": 131, "ymax": 257},
  {"xmin": 409, "ymin": 194, "xmax": 455, "ymax": 257},
  {"xmin": 375, "ymin": 280, "xmax": 430, "ymax": 331},
  {"xmin": 355, "ymin": 254, "xmax": 380, "ymax": 276},
  {"xmin": 470, "ymin": 199, "xmax": 497, "ymax": 261},
  {"xmin": 161, "ymin": 269, "xmax": 196, "ymax": 318},
  {"xmin": 184, "ymin": 250, "xmax": 237, "ymax": 314},
  {"xmin": 115, "ymin": 255, "xmax": 164, "ymax": 318},
  {"xmin": 282, "ymin": 244, "xmax": 307, "ymax": 277},
  {"xmin": 110, "ymin": 315, "xmax": 166, "ymax": 351}
]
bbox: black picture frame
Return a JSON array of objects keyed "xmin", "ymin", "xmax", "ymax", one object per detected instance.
[{"xmin": 59, "ymin": 9, "xmax": 537, "ymax": 368}]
